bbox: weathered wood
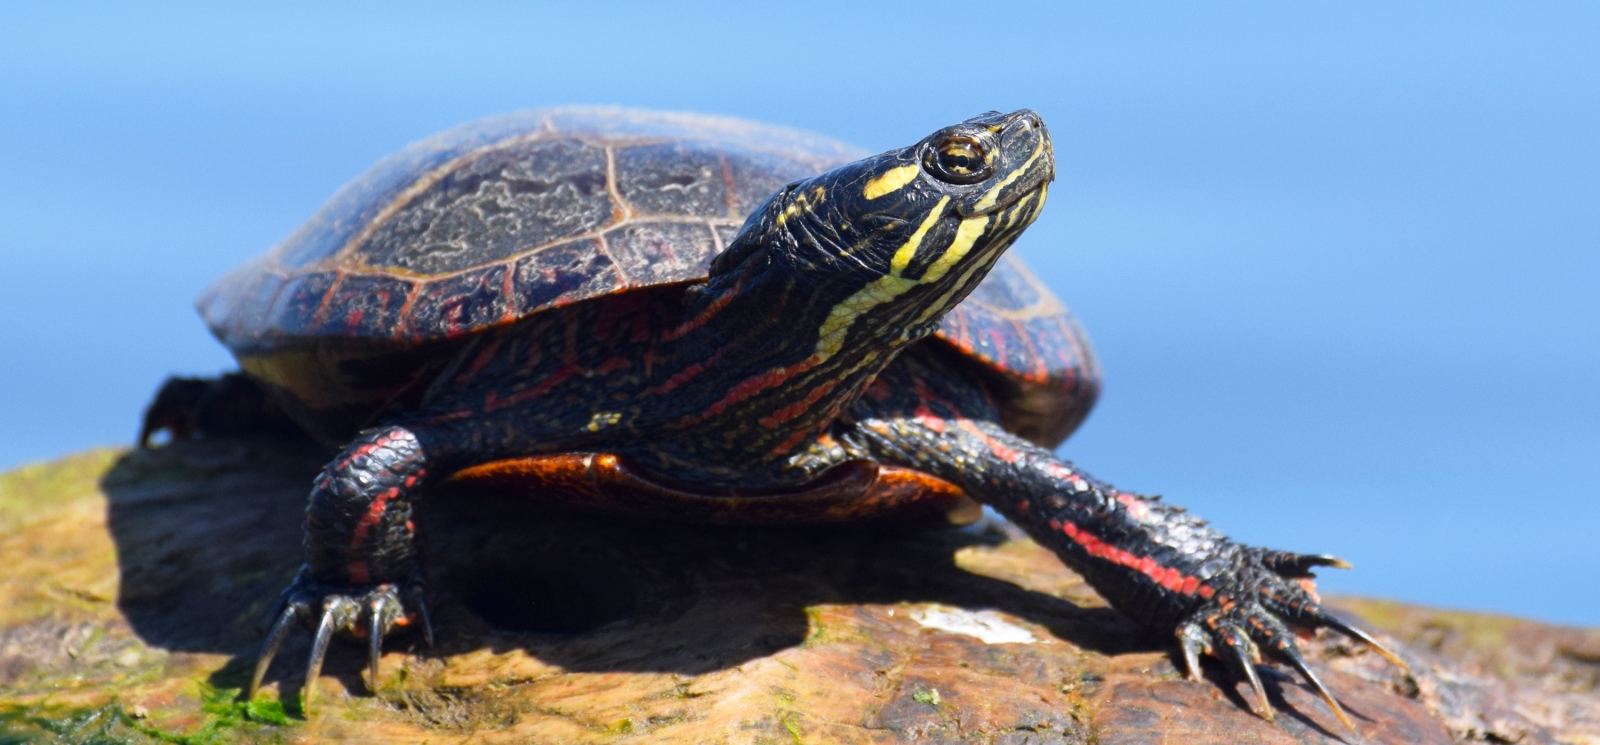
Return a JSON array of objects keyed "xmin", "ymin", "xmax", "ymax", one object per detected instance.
[{"xmin": 1, "ymin": 436, "xmax": 1593, "ymax": 743}]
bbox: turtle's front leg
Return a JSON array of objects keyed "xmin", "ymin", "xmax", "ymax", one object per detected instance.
[
  {"xmin": 841, "ymin": 354, "xmax": 1405, "ymax": 732},
  {"xmin": 251, "ymin": 425, "xmax": 434, "ymax": 706}
]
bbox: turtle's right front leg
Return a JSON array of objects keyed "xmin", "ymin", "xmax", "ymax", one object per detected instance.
[{"xmin": 251, "ymin": 425, "xmax": 435, "ymax": 705}]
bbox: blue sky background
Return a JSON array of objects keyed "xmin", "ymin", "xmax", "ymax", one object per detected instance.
[{"xmin": 1, "ymin": 2, "xmax": 1595, "ymax": 625}]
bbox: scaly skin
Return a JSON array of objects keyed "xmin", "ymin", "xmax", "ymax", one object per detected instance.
[
  {"xmin": 223, "ymin": 110, "xmax": 1401, "ymax": 730},
  {"xmin": 832, "ymin": 346, "xmax": 1404, "ymax": 728}
]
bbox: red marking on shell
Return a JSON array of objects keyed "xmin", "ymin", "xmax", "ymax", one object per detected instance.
[
  {"xmin": 391, "ymin": 288, "xmax": 421, "ymax": 341},
  {"xmin": 987, "ymin": 326, "xmax": 1008, "ymax": 366},
  {"xmin": 1198, "ymin": 585, "xmax": 1217, "ymax": 600},
  {"xmin": 501, "ymin": 260, "xmax": 517, "ymax": 323},
  {"xmin": 1007, "ymin": 318, "xmax": 1045, "ymax": 384},
  {"xmin": 310, "ymin": 272, "xmax": 346, "ymax": 330}
]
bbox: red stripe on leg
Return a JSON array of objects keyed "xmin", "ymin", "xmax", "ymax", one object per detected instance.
[
  {"xmin": 1054, "ymin": 516, "xmax": 1206, "ymax": 597},
  {"xmin": 351, "ymin": 487, "xmax": 399, "ymax": 549}
]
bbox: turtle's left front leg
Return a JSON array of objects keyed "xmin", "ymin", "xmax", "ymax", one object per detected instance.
[
  {"xmin": 251, "ymin": 425, "xmax": 435, "ymax": 705},
  {"xmin": 839, "ymin": 352, "xmax": 1405, "ymax": 732}
]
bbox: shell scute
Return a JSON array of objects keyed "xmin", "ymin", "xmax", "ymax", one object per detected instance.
[
  {"xmin": 724, "ymin": 146, "xmax": 822, "ymax": 219},
  {"xmin": 963, "ymin": 254, "xmax": 1043, "ymax": 311},
  {"xmin": 404, "ymin": 264, "xmax": 510, "ymax": 341},
  {"xmin": 510, "ymin": 238, "xmax": 623, "ymax": 314},
  {"xmin": 266, "ymin": 272, "xmax": 339, "ymax": 338},
  {"xmin": 271, "ymin": 117, "xmax": 540, "ymax": 272},
  {"xmin": 196, "ymin": 265, "xmax": 283, "ymax": 345},
  {"xmin": 615, "ymin": 142, "xmax": 728, "ymax": 218},
  {"xmin": 314, "ymin": 274, "xmax": 416, "ymax": 338},
  {"xmin": 933, "ymin": 255, "xmax": 1101, "ymax": 447},
  {"xmin": 356, "ymin": 138, "xmax": 615, "ymax": 276},
  {"xmin": 604, "ymin": 221, "xmax": 721, "ymax": 287}
]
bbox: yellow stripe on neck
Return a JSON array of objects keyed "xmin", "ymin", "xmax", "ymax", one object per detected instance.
[
  {"xmin": 812, "ymin": 197, "xmax": 993, "ymax": 364},
  {"xmin": 889, "ymin": 196, "xmax": 950, "ymax": 275}
]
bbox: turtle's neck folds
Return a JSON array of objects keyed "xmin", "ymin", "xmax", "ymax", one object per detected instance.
[
  {"xmin": 645, "ymin": 248, "xmax": 906, "ymax": 483},
  {"xmin": 647, "ymin": 226, "xmax": 1022, "ymax": 486}
]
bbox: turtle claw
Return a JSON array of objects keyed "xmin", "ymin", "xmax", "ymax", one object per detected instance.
[
  {"xmin": 368, "ymin": 604, "xmax": 385, "ymax": 694},
  {"xmin": 1217, "ymin": 624, "xmax": 1274, "ymax": 721},
  {"xmin": 304, "ymin": 600, "xmax": 349, "ymax": 710},
  {"xmin": 247, "ymin": 568, "xmax": 422, "ymax": 709},
  {"xmin": 1276, "ymin": 641, "xmax": 1357, "ymax": 734},
  {"xmin": 1261, "ymin": 551, "xmax": 1353, "ymax": 577},
  {"xmin": 250, "ymin": 599, "xmax": 306, "ymax": 699},
  {"xmin": 1176, "ymin": 547, "xmax": 1416, "ymax": 737},
  {"xmin": 1177, "ymin": 621, "xmax": 1208, "ymax": 682},
  {"xmin": 1315, "ymin": 611, "xmax": 1409, "ymax": 672},
  {"xmin": 408, "ymin": 580, "xmax": 435, "ymax": 649}
]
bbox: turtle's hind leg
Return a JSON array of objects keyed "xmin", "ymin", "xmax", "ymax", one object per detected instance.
[
  {"xmin": 139, "ymin": 372, "xmax": 296, "ymax": 447},
  {"xmin": 249, "ymin": 424, "xmax": 435, "ymax": 708}
]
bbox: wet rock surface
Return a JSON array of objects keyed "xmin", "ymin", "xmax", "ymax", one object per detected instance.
[{"xmin": 0, "ymin": 436, "xmax": 1594, "ymax": 743}]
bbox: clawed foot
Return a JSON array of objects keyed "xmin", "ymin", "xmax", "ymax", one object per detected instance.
[
  {"xmin": 1175, "ymin": 550, "xmax": 1408, "ymax": 736},
  {"xmin": 249, "ymin": 567, "xmax": 433, "ymax": 708}
]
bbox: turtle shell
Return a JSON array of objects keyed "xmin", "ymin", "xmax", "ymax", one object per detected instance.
[{"xmin": 199, "ymin": 107, "xmax": 1099, "ymax": 447}]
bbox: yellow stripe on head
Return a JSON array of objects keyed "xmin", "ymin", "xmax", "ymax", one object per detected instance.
[
  {"xmin": 776, "ymin": 185, "xmax": 828, "ymax": 226},
  {"xmin": 863, "ymin": 164, "xmax": 920, "ymax": 201},
  {"xmin": 923, "ymin": 214, "xmax": 989, "ymax": 283},
  {"xmin": 813, "ymin": 198, "xmax": 999, "ymax": 364},
  {"xmin": 973, "ymin": 138, "xmax": 1046, "ymax": 212},
  {"xmin": 889, "ymin": 196, "xmax": 950, "ymax": 275}
]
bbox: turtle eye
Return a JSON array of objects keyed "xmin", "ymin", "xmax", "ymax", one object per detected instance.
[{"xmin": 924, "ymin": 136, "xmax": 993, "ymax": 184}]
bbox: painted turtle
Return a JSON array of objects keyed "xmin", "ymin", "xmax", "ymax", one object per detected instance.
[{"xmin": 147, "ymin": 107, "xmax": 1401, "ymax": 728}]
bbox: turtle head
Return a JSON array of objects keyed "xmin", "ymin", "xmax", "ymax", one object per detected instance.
[
  {"xmin": 675, "ymin": 111, "xmax": 1053, "ymax": 470},
  {"xmin": 711, "ymin": 109, "xmax": 1053, "ymax": 345}
]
